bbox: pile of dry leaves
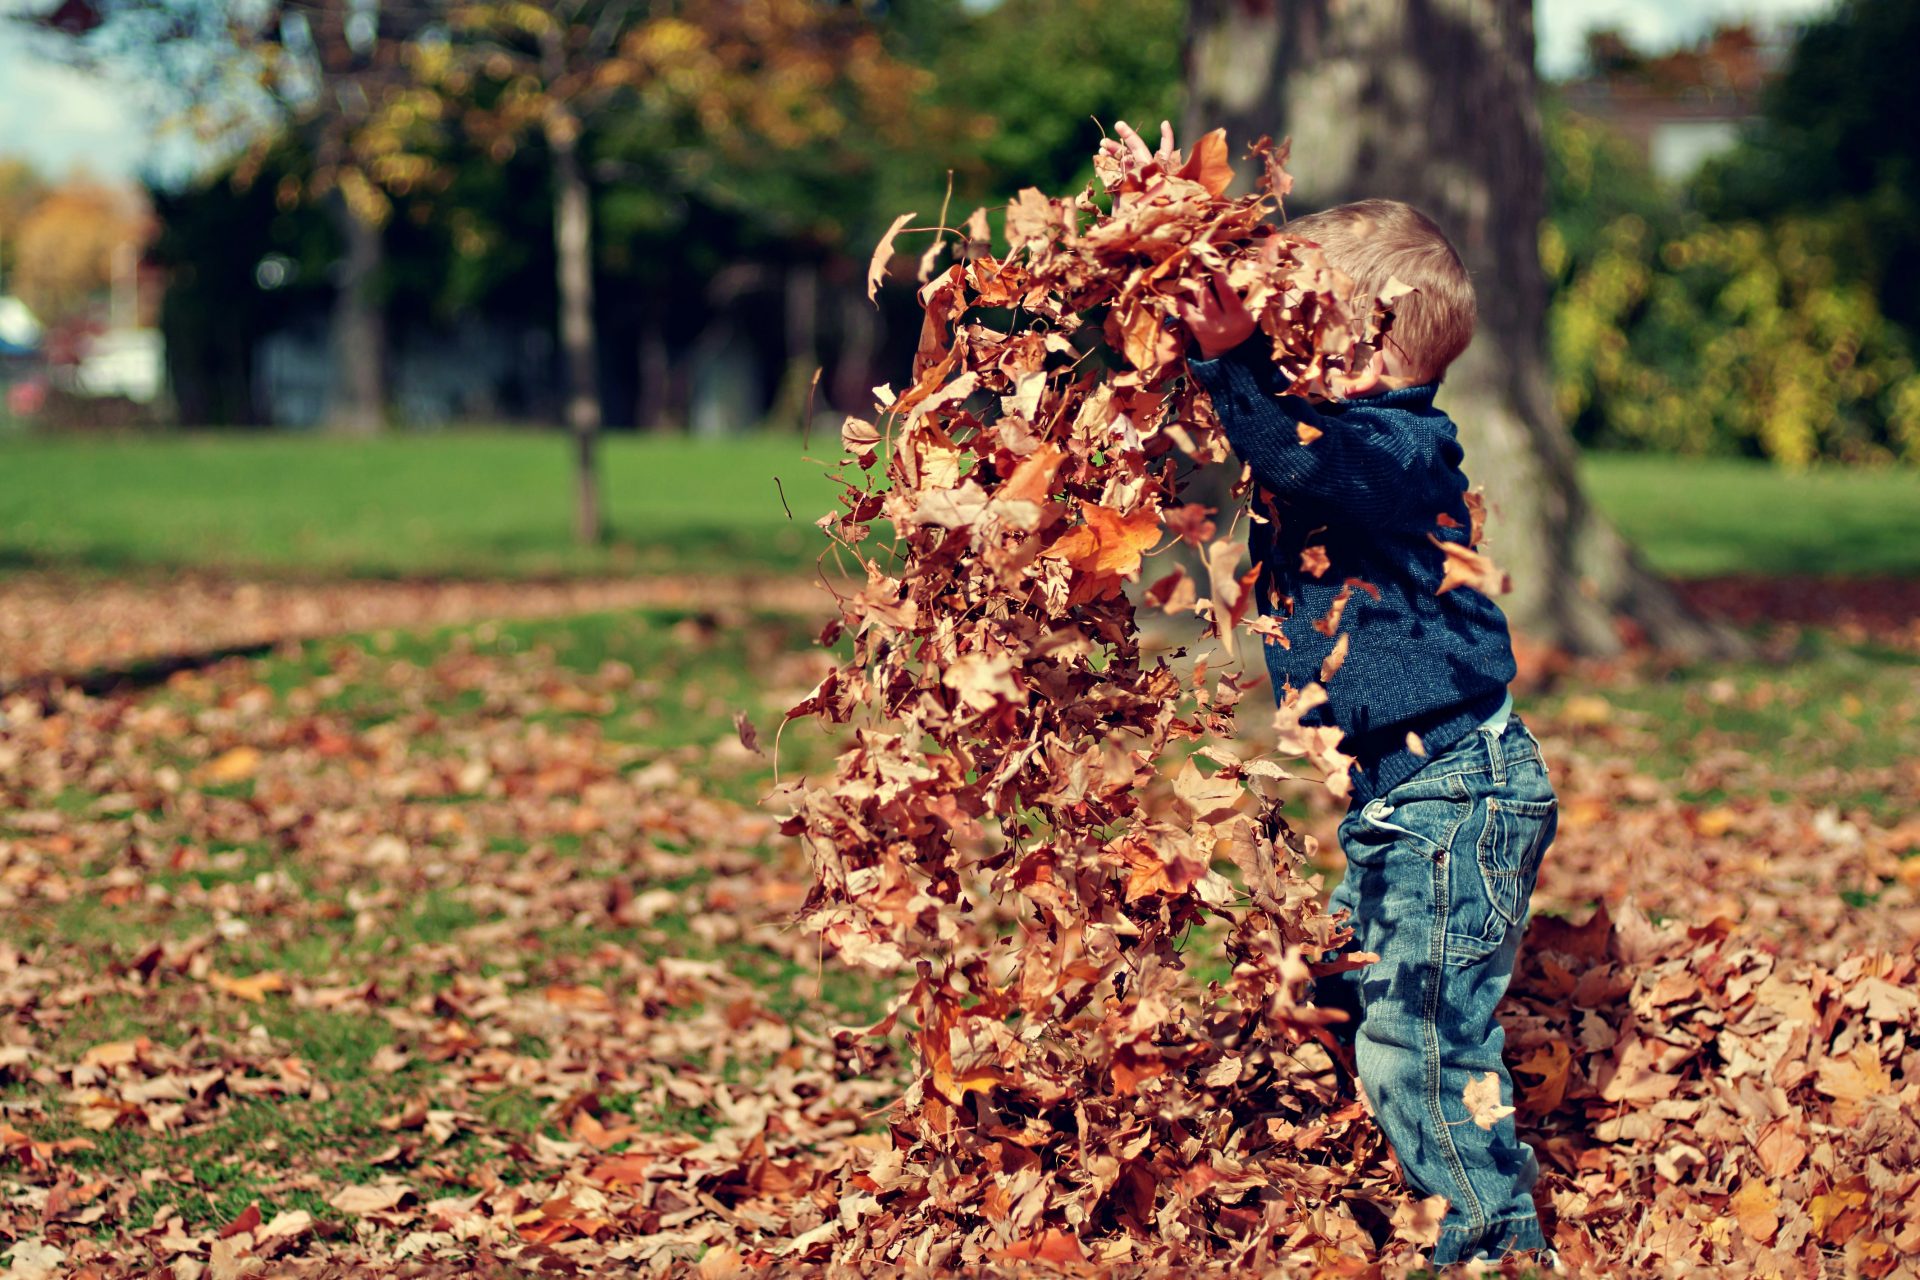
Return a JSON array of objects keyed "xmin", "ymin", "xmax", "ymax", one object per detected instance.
[
  {"xmin": 777, "ymin": 134, "xmax": 1920, "ymax": 1275},
  {"xmin": 778, "ymin": 131, "xmax": 1413, "ymax": 1270}
]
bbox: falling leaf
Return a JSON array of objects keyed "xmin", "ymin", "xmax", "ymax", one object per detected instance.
[
  {"xmin": 1428, "ymin": 534, "xmax": 1509, "ymax": 596},
  {"xmin": 1040, "ymin": 503, "xmax": 1162, "ymax": 582},
  {"xmin": 1461, "ymin": 1071, "xmax": 1514, "ymax": 1130},
  {"xmin": 1177, "ymin": 128, "xmax": 1235, "ymax": 197},
  {"xmin": 867, "ymin": 211, "xmax": 917, "ymax": 302}
]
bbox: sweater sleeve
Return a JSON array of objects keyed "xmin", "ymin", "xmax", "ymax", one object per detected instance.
[{"xmin": 1188, "ymin": 343, "xmax": 1430, "ymax": 524}]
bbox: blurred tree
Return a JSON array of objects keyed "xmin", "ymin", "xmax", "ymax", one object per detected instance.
[
  {"xmin": 1693, "ymin": 0, "xmax": 1920, "ymax": 337},
  {"xmin": 1545, "ymin": 110, "xmax": 1920, "ymax": 466},
  {"xmin": 415, "ymin": 0, "xmax": 935, "ymax": 542},
  {"xmin": 27, "ymin": 0, "xmax": 446, "ymax": 433},
  {"xmin": 9, "ymin": 178, "xmax": 149, "ymax": 324},
  {"xmin": 0, "ymin": 159, "xmax": 52, "ymax": 291},
  {"xmin": 147, "ymin": 143, "xmax": 337, "ymax": 425},
  {"xmin": 1184, "ymin": 0, "xmax": 1726, "ymax": 654},
  {"xmin": 922, "ymin": 0, "xmax": 1182, "ymax": 199}
]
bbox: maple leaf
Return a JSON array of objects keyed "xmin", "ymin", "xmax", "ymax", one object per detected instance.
[
  {"xmin": 1041, "ymin": 503, "xmax": 1162, "ymax": 582},
  {"xmin": 1461, "ymin": 1071, "xmax": 1514, "ymax": 1130}
]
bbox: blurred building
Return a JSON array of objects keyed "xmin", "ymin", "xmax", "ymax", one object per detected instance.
[{"xmin": 1559, "ymin": 23, "xmax": 1790, "ymax": 182}]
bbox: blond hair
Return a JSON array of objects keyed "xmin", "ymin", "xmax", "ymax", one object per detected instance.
[{"xmin": 1283, "ymin": 199, "xmax": 1476, "ymax": 383}]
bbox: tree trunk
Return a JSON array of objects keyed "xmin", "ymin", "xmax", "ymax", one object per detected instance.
[
  {"xmin": 547, "ymin": 108, "xmax": 603, "ymax": 545},
  {"xmin": 327, "ymin": 193, "xmax": 386, "ymax": 435},
  {"xmin": 833, "ymin": 270, "xmax": 880, "ymax": 416},
  {"xmin": 636, "ymin": 304, "xmax": 676, "ymax": 431},
  {"xmin": 1184, "ymin": 0, "xmax": 1733, "ymax": 655},
  {"xmin": 770, "ymin": 260, "xmax": 820, "ymax": 430}
]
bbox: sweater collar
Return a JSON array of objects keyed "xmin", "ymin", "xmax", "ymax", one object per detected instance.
[{"xmin": 1336, "ymin": 381, "xmax": 1441, "ymax": 410}]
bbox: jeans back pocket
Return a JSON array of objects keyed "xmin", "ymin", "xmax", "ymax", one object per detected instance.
[{"xmin": 1475, "ymin": 795, "xmax": 1558, "ymax": 934}]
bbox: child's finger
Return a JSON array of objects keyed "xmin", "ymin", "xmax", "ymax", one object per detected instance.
[
  {"xmin": 1207, "ymin": 267, "xmax": 1235, "ymax": 307},
  {"xmin": 1115, "ymin": 120, "xmax": 1154, "ymax": 168},
  {"xmin": 1158, "ymin": 120, "xmax": 1177, "ymax": 161}
]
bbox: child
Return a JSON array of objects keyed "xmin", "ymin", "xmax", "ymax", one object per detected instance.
[{"xmin": 1120, "ymin": 121, "xmax": 1560, "ymax": 1265}]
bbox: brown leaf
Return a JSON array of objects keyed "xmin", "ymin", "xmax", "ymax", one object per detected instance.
[
  {"xmin": 1730, "ymin": 1180, "xmax": 1779, "ymax": 1244},
  {"xmin": 207, "ymin": 971, "xmax": 287, "ymax": 1003},
  {"xmin": 217, "ymin": 1203, "xmax": 262, "ymax": 1240},
  {"xmin": 328, "ymin": 1181, "xmax": 412, "ymax": 1215},
  {"xmin": 1461, "ymin": 1071, "xmax": 1514, "ymax": 1130},
  {"xmin": 1428, "ymin": 534, "xmax": 1510, "ymax": 596},
  {"xmin": 867, "ymin": 211, "xmax": 916, "ymax": 301},
  {"xmin": 1177, "ymin": 128, "xmax": 1235, "ymax": 197}
]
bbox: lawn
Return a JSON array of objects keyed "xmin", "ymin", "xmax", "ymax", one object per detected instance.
[
  {"xmin": 0, "ymin": 432, "xmax": 846, "ymax": 579},
  {"xmin": 2, "ymin": 431, "xmax": 1916, "ymax": 579},
  {"xmin": 1578, "ymin": 451, "xmax": 1920, "ymax": 578}
]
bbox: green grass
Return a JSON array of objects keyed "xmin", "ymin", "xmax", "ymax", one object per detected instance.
[
  {"xmin": 1581, "ymin": 452, "xmax": 1920, "ymax": 578},
  {"xmin": 2, "ymin": 433, "xmax": 1915, "ymax": 580},
  {"xmin": 0, "ymin": 431, "xmax": 850, "ymax": 578},
  {"xmin": 1532, "ymin": 630, "xmax": 1920, "ymax": 820}
]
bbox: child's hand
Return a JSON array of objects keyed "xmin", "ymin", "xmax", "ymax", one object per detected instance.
[
  {"xmin": 1099, "ymin": 119, "xmax": 1183, "ymax": 189},
  {"xmin": 1175, "ymin": 268, "xmax": 1257, "ymax": 360}
]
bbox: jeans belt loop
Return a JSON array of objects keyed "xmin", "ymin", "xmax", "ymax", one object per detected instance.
[{"xmin": 1485, "ymin": 722, "xmax": 1508, "ymax": 785}]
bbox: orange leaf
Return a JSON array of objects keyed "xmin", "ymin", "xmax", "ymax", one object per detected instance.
[
  {"xmin": 1042, "ymin": 504, "xmax": 1162, "ymax": 581},
  {"xmin": 1730, "ymin": 1180, "xmax": 1778, "ymax": 1244},
  {"xmin": 997, "ymin": 444, "xmax": 1064, "ymax": 507},
  {"xmin": 1178, "ymin": 127, "xmax": 1235, "ymax": 197},
  {"xmin": 586, "ymin": 1153, "xmax": 652, "ymax": 1190},
  {"xmin": 194, "ymin": 745, "xmax": 260, "ymax": 784},
  {"xmin": 208, "ymin": 971, "xmax": 287, "ymax": 1003},
  {"xmin": 1428, "ymin": 534, "xmax": 1509, "ymax": 596},
  {"xmin": 996, "ymin": 1229, "xmax": 1086, "ymax": 1264}
]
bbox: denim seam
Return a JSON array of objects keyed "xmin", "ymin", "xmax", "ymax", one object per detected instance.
[
  {"xmin": 1438, "ymin": 1212, "xmax": 1543, "ymax": 1236},
  {"xmin": 1477, "ymin": 800, "xmax": 1521, "ymax": 936},
  {"xmin": 1422, "ymin": 825, "xmax": 1486, "ymax": 1232}
]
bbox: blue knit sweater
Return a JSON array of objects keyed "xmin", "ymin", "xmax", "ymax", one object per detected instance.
[{"xmin": 1188, "ymin": 343, "xmax": 1516, "ymax": 805}]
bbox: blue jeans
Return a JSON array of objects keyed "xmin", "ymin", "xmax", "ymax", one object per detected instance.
[{"xmin": 1323, "ymin": 714, "xmax": 1557, "ymax": 1264}]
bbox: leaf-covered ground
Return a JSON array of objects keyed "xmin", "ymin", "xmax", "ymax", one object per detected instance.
[{"xmin": 0, "ymin": 584, "xmax": 1915, "ymax": 1275}]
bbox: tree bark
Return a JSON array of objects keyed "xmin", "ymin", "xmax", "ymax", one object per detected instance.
[
  {"xmin": 636, "ymin": 304, "xmax": 676, "ymax": 431},
  {"xmin": 547, "ymin": 110, "xmax": 603, "ymax": 545},
  {"xmin": 1184, "ymin": 0, "xmax": 1733, "ymax": 655},
  {"xmin": 327, "ymin": 193, "xmax": 387, "ymax": 435},
  {"xmin": 770, "ymin": 260, "xmax": 820, "ymax": 430}
]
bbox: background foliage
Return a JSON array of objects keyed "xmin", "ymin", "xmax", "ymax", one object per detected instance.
[{"xmin": 1546, "ymin": 0, "xmax": 1920, "ymax": 465}]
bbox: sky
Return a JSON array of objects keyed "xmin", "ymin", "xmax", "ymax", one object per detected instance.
[{"xmin": 0, "ymin": 0, "xmax": 1844, "ymax": 187}]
